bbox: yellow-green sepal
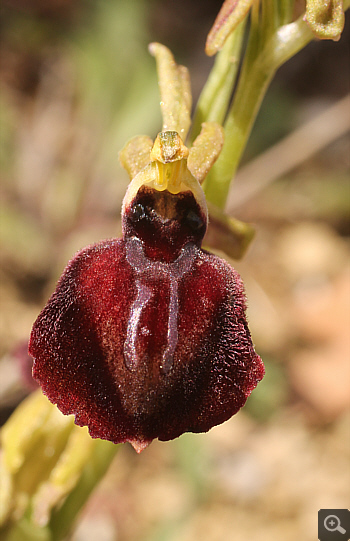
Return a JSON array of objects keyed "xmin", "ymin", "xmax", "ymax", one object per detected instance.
[{"xmin": 149, "ymin": 43, "xmax": 192, "ymax": 141}]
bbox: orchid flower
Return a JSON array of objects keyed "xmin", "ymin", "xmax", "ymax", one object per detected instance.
[
  {"xmin": 29, "ymin": 43, "xmax": 264, "ymax": 453},
  {"xmin": 2, "ymin": 1, "xmax": 348, "ymax": 538}
]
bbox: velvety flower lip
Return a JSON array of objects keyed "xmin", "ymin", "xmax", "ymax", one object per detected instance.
[
  {"xmin": 29, "ymin": 235, "xmax": 264, "ymax": 453},
  {"xmin": 29, "ymin": 43, "xmax": 264, "ymax": 452}
]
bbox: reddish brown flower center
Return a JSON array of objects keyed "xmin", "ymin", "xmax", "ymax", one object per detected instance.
[{"xmin": 123, "ymin": 185, "xmax": 207, "ymax": 262}]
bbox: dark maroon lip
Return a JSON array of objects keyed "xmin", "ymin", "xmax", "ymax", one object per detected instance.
[
  {"xmin": 123, "ymin": 186, "xmax": 207, "ymax": 263},
  {"xmin": 29, "ymin": 178, "xmax": 264, "ymax": 452}
]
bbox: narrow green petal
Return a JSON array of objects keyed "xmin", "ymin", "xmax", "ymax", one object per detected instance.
[
  {"xmin": 149, "ymin": 42, "xmax": 192, "ymax": 141},
  {"xmin": 188, "ymin": 122, "xmax": 225, "ymax": 183},
  {"xmin": 304, "ymin": 0, "xmax": 345, "ymax": 40},
  {"xmin": 206, "ymin": 0, "xmax": 254, "ymax": 56},
  {"xmin": 119, "ymin": 135, "xmax": 153, "ymax": 180}
]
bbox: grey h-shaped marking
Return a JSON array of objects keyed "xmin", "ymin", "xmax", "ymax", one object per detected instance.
[{"xmin": 124, "ymin": 237, "xmax": 197, "ymax": 373}]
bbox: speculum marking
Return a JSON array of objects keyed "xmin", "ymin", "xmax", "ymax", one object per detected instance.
[
  {"xmin": 123, "ymin": 281, "xmax": 152, "ymax": 371},
  {"xmin": 125, "ymin": 237, "xmax": 196, "ymax": 373}
]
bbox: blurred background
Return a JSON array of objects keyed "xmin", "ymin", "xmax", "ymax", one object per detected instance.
[{"xmin": 1, "ymin": 1, "xmax": 349, "ymax": 540}]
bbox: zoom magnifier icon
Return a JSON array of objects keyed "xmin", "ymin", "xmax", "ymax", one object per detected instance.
[{"xmin": 324, "ymin": 515, "xmax": 346, "ymax": 534}]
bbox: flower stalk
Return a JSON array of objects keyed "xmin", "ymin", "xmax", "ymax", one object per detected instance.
[
  {"xmin": 194, "ymin": 0, "xmax": 349, "ymax": 209},
  {"xmin": 190, "ymin": 18, "xmax": 247, "ymax": 140},
  {"xmin": 201, "ymin": 2, "xmax": 314, "ymax": 208}
]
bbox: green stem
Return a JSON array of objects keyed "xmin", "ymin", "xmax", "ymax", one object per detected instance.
[
  {"xmin": 204, "ymin": 13, "xmax": 315, "ymax": 209},
  {"xmin": 190, "ymin": 18, "xmax": 246, "ymax": 144},
  {"xmin": 278, "ymin": 0, "xmax": 294, "ymax": 26}
]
